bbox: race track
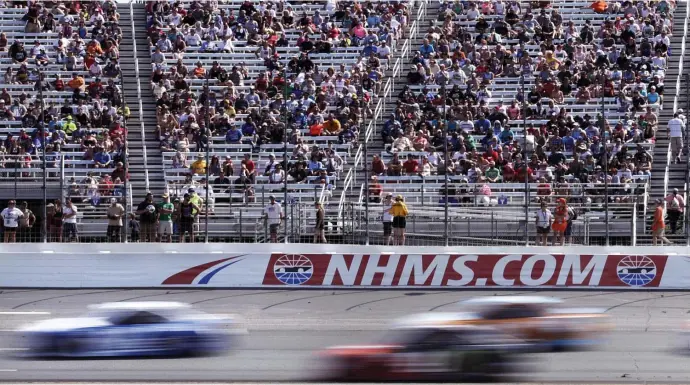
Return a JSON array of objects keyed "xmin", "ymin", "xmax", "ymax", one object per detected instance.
[{"xmin": 0, "ymin": 289, "xmax": 689, "ymax": 383}]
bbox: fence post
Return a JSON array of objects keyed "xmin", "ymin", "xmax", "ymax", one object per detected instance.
[
  {"xmin": 239, "ymin": 210, "xmax": 243, "ymax": 240},
  {"xmin": 631, "ymin": 196, "xmax": 637, "ymax": 246}
]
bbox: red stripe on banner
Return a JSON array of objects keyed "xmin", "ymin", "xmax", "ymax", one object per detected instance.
[{"xmin": 162, "ymin": 257, "xmax": 236, "ymax": 284}]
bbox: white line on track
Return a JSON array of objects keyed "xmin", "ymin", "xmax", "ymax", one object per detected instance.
[
  {"xmin": 0, "ymin": 348, "xmax": 28, "ymax": 351},
  {"xmin": 0, "ymin": 311, "xmax": 50, "ymax": 315},
  {"xmin": 0, "ymin": 369, "xmax": 17, "ymax": 372}
]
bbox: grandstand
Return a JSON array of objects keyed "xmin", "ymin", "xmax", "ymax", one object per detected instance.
[{"xmin": 0, "ymin": 0, "xmax": 686, "ymax": 247}]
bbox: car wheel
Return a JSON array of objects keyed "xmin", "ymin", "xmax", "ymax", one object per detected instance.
[{"xmin": 460, "ymin": 352, "xmax": 501, "ymax": 380}]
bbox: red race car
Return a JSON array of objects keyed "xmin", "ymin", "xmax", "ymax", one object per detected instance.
[{"xmin": 318, "ymin": 320, "xmax": 528, "ymax": 382}]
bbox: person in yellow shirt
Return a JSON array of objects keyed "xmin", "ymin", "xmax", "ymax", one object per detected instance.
[
  {"xmin": 63, "ymin": 116, "xmax": 77, "ymax": 135},
  {"xmin": 190, "ymin": 154, "xmax": 206, "ymax": 174},
  {"xmin": 323, "ymin": 116, "xmax": 341, "ymax": 135},
  {"xmin": 117, "ymin": 105, "xmax": 131, "ymax": 122},
  {"xmin": 188, "ymin": 188, "xmax": 204, "ymax": 216},
  {"xmin": 389, "ymin": 195, "xmax": 408, "ymax": 245}
]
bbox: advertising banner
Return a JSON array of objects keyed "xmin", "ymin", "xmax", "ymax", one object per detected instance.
[
  {"xmin": 259, "ymin": 253, "xmax": 669, "ymax": 288},
  {"xmin": 0, "ymin": 244, "xmax": 689, "ymax": 288}
]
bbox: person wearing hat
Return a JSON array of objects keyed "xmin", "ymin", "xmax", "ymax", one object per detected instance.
[
  {"xmin": 652, "ymin": 198, "xmax": 671, "ymax": 245},
  {"xmin": 313, "ymin": 201, "xmax": 326, "ymax": 244},
  {"xmin": 106, "ymin": 197, "xmax": 125, "ymax": 242},
  {"xmin": 188, "ymin": 187, "xmax": 204, "ymax": 218},
  {"xmin": 63, "ymin": 115, "xmax": 77, "ymax": 134},
  {"xmin": 179, "ymin": 193, "xmax": 199, "ymax": 243},
  {"xmin": 135, "ymin": 192, "xmax": 158, "ymax": 242},
  {"xmin": 263, "ymin": 195, "xmax": 283, "ymax": 243},
  {"xmin": 382, "ymin": 193, "xmax": 394, "ymax": 245},
  {"xmin": 668, "ymin": 112, "xmax": 685, "ymax": 164},
  {"xmin": 389, "ymin": 195, "xmax": 409, "ymax": 246},
  {"xmin": 190, "ymin": 153, "xmax": 207, "ymax": 174},
  {"xmin": 158, "ymin": 193, "xmax": 174, "ymax": 243}
]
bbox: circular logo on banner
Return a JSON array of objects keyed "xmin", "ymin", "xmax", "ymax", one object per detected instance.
[
  {"xmin": 273, "ymin": 254, "xmax": 313, "ymax": 285},
  {"xmin": 616, "ymin": 255, "xmax": 657, "ymax": 287}
]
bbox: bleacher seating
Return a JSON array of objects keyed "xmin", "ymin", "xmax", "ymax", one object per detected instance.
[
  {"xmin": 145, "ymin": 0, "xmax": 412, "ymax": 240},
  {"xmin": 0, "ymin": 0, "xmax": 683, "ymax": 245},
  {"xmin": 360, "ymin": 0, "xmax": 676, "ymax": 244},
  {"xmin": 0, "ymin": 1, "xmax": 129, "ymax": 226}
]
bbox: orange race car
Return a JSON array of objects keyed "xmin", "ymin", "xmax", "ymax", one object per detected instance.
[{"xmin": 447, "ymin": 296, "xmax": 612, "ymax": 351}]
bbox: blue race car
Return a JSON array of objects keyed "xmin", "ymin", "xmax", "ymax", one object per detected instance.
[{"xmin": 16, "ymin": 301, "xmax": 243, "ymax": 358}]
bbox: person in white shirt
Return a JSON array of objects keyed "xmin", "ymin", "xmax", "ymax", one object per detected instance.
[
  {"xmin": 668, "ymin": 112, "xmax": 685, "ymax": 163},
  {"xmin": 62, "ymin": 197, "xmax": 79, "ymax": 242},
  {"xmin": 263, "ymin": 195, "xmax": 283, "ymax": 243},
  {"xmin": 654, "ymin": 32, "xmax": 670, "ymax": 47},
  {"xmin": 1, "ymin": 200, "xmax": 23, "ymax": 243},
  {"xmin": 466, "ymin": 4, "xmax": 480, "ymax": 20},
  {"xmin": 381, "ymin": 193, "xmax": 394, "ymax": 245},
  {"xmin": 535, "ymin": 201, "xmax": 552, "ymax": 246}
]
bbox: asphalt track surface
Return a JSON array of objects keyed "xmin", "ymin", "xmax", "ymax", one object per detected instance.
[{"xmin": 0, "ymin": 290, "xmax": 689, "ymax": 383}]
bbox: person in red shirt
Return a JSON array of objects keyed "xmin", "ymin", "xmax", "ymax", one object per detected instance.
[
  {"xmin": 371, "ymin": 155, "xmax": 386, "ymax": 175},
  {"xmin": 483, "ymin": 147, "xmax": 498, "ymax": 162},
  {"xmin": 109, "ymin": 121, "xmax": 126, "ymax": 140},
  {"xmin": 369, "ymin": 176, "xmax": 382, "ymax": 203},
  {"xmin": 516, "ymin": 162, "xmax": 533, "ymax": 183},
  {"xmin": 241, "ymin": 153, "xmax": 256, "ymax": 183},
  {"xmin": 99, "ymin": 174, "xmax": 114, "ymax": 196},
  {"xmin": 403, "ymin": 156, "xmax": 419, "ymax": 175}
]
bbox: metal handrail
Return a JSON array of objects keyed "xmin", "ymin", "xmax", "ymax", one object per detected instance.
[{"xmin": 129, "ymin": 0, "xmax": 150, "ymax": 192}]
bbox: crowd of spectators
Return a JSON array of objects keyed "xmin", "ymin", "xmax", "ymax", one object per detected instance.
[
  {"xmin": 375, "ymin": 0, "xmax": 674, "ymax": 205},
  {"xmin": 146, "ymin": 0, "xmax": 409, "ymax": 201},
  {"xmin": 0, "ymin": 0, "xmax": 129, "ymax": 205}
]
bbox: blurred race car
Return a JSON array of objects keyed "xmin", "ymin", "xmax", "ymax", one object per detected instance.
[
  {"xmin": 16, "ymin": 301, "xmax": 243, "ymax": 358},
  {"xmin": 319, "ymin": 317, "xmax": 528, "ymax": 382},
  {"xmin": 452, "ymin": 296, "xmax": 611, "ymax": 351}
]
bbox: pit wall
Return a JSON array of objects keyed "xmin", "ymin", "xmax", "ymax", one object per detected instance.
[{"xmin": 1, "ymin": 244, "xmax": 689, "ymax": 289}]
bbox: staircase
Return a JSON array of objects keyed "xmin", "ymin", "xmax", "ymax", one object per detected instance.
[
  {"xmin": 120, "ymin": 3, "xmax": 165, "ymax": 203},
  {"xmin": 337, "ymin": 0, "xmax": 435, "ymax": 242},
  {"xmin": 640, "ymin": 1, "xmax": 688, "ymax": 245}
]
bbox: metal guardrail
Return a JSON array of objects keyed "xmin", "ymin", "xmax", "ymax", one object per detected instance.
[{"xmin": 128, "ymin": 0, "xmax": 150, "ymax": 192}]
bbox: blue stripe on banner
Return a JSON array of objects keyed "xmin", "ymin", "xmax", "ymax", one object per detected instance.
[{"xmin": 198, "ymin": 259, "xmax": 242, "ymax": 284}]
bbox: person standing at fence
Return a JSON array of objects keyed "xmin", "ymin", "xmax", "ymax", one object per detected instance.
[
  {"xmin": 665, "ymin": 188, "xmax": 685, "ymax": 234},
  {"xmin": 106, "ymin": 198, "xmax": 125, "ymax": 242},
  {"xmin": 313, "ymin": 201, "xmax": 327, "ymax": 244},
  {"xmin": 263, "ymin": 195, "xmax": 283, "ymax": 243},
  {"xmin": 551, "ymin": 198, "xmax": 569, "ymax": 246},
  {"xmin": 535, "ymin": 201, "xmax": 552, "ymax": 246},
  {"xmin": 668, "ymin": 112, "xmax": 685, "ymax": 164},
  {"xmin": 179, "ymin": 194, "xmax": 199, "ymax": 243},
  {"xmin": 62, "ymin": 198, "xmax": 78, "ymax": 243},
  {"xmin": 158, "ymin": 193, "xmax": 174, "ymax": 243},
  {"xmin": 136, "ymin": 192, "xmax": 158, "ymax": 242},
  {"xmin": 389, "ymin": 195, "xmax": 408, "ymax": 246},
  {"xmin": 382, "ymin": 193, "xmax": 394, "ymax": 245},
  {"xmin": 651, "ymin": 199, "xmax": 671, "ymax": 245},
  {"xmin": 17, "ymin": 201, "xmax": 35, "ymax": 242},
  {"xmin": 1, "ymin": 200, "xmax": 23, "ymax": 243},
  {"xmin": 565, "ymin": 204, "xmax": 577, "ymax": 245},
  {"xmin": 47, "ymin": 200, "xmax": 63, "ymax": 243},
  {"xmin": 129, "ymin": 213, "xmax": 140, "ymax": 242}
]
